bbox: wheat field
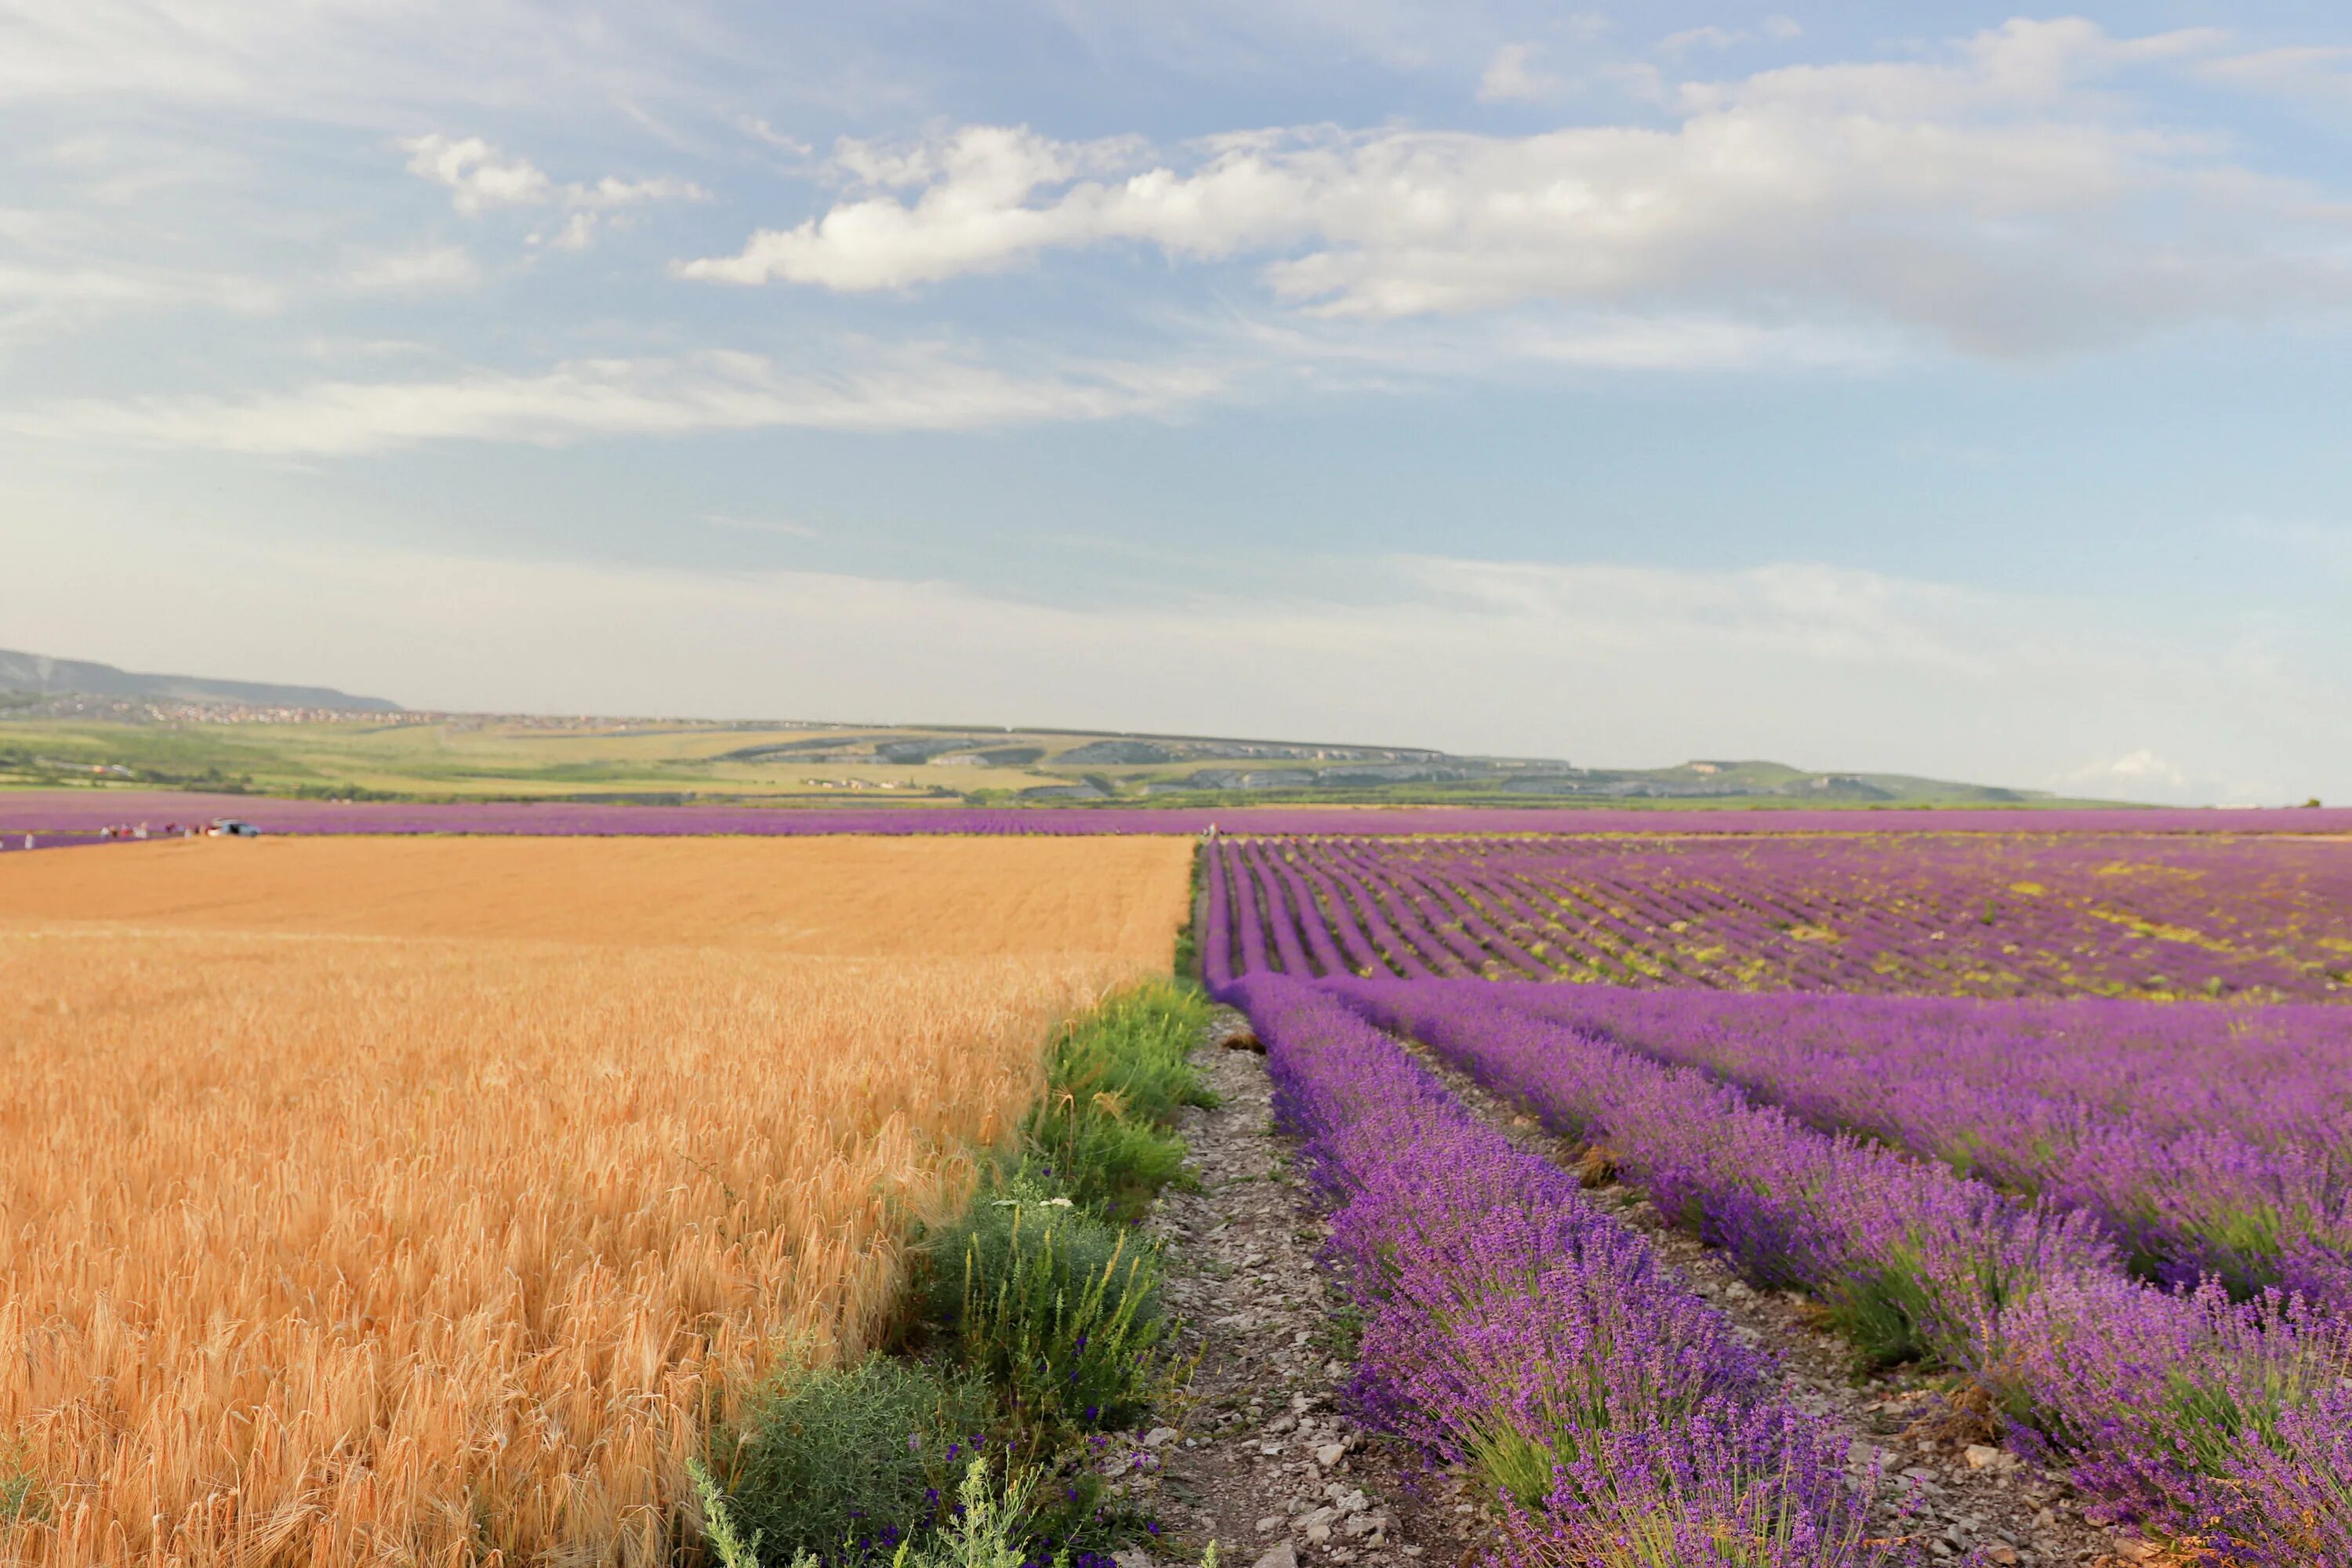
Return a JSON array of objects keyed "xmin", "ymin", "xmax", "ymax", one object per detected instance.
[{"xmin": 0, "ymin": 835, "xmax": 1192, "ymax": 1567}]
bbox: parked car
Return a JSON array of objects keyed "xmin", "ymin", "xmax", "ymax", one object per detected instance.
[{"xmin": 206, "ymin": 818, "xmax": 262, "ymax": 837}]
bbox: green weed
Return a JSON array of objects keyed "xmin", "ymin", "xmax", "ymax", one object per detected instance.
[
  {"xmin": 925, "ymin": 1189, "xmax": 1176, "ymax": 1445},
  {"xmin": 1022, "ymin": 982, "xmax": 1214, "ymax": 1220},
  {"xmin": 720, "ymin": 1356, "xmax": 991, "ymax": 1563}
]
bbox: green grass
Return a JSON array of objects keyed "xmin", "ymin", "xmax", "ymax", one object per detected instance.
[
  {"xmin": 1172, "ymin": 847, "xmax": 1207, "ymax": 983},
  {"xmin": 1020, "ymin": 981, "xmax": 1216, "ymax": 1221},
  {"xmin": 920, "ymin": 1178, "xmax": 1175, "ymax": 1446}
]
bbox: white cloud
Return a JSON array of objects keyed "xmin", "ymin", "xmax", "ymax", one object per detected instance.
[
  {"xmin": 2049, "ymin": 749, "xmax": 2286, "ymax": 808},
  {"xmin": 2069, "ymin": 748, "xmax": 2191, "ymax": 790},
  {"xmin": 1, "ymin": 303, "xmax": 1873, "ymax": 454},
  {"xmin": 340, "ymin": 244, "xmax": 481, "ymax": 293},
  {"xmin": 1659, "ymin": 26, "xmax": 1737, "ymax": 56},
  {"xmin": 401, "ymin": 133, "xmax": 555, "ymax": 212},
  {"xmin": 1400, "ymin": 556, "xmax": 1998, "ymax": 673},
  {"xmin": 739, "ymin": 118, "xmax": 814, "ymax": 157},
  {"xmin": 2195, "ymin": 45, "xmax": 2352, "ymax": 102},
  {"xmin": 683, "ymin": 20, "xmax": 2347, "ymax": 358},
  {"xmin": 401, "ymin": 133, "xmax": 706, "ymax": 247},
  {"xmin": 1228, "ymin": 307, "xmax": 1887, "ymax": 376},
  {"xmin": 1663, "ymin": 17, "xmax": 1802, "ymax": 54},
  {"xmin": 576, "ymin": 174, "xmax": 704, "ymax": 209},
  {"xmin": 1, "ymin": 347, "xmax": 1230, "ymax": 455},
  {"xmin": 535, "ymin": 212, "xmax": 600, "ymax": 252},
  {"xmin": 1476, "ymin": 42, "xmax": 1557, "ymax": 103},
  {"xmin": 0, "ymin": 256, "xmax": 279, "ymax": 344},
  {"xmin": 0, "ymin": 0, "xmax": 695, "ymax": 115}
]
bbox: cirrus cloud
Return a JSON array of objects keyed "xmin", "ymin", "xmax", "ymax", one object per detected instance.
[{"xmin": 0, "ymin": 345, "xmax": 1232, "ymax": 455}]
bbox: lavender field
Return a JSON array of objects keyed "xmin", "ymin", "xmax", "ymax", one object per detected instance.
[
  {"xmin": 5, "ymin": 788, "xmax": 2351, "ymax": 846},
  {"xmin": 1212, "ymin": 832, "xmax": 2352, "ymax": 1000},
  {"xmin": 1200, "ymin": 830, "xmax": 2352, "ymax": 1565}
]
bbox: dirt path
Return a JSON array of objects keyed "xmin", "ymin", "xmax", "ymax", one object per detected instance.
[{"xmin": 1138, "ymin": 1014, "xmax": 1440, "ymax": 1568}]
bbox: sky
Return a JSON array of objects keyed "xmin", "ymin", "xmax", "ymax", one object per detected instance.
[{"xmin": 2, "ymin": 4, "xmax": 2349, "ymax": 804}]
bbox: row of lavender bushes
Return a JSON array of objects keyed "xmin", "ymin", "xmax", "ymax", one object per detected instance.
[
  {"xmin": 1217, "ymin": 969, "xmax": 1926, "ymax": 1568},
  {"xmin": 1485, "ymin": 984, "xmax": 2352, "ymax": 1310},
  {"xmin": 1211, "ymin": 833, "xmax": 2352, "ymax": 1002},
  {"xmin": 1213, "ymin": 844, "xmax": 2352, "ymax": 1312},
  {"xmin": 1319, "ymin": 979, "xmax": 2351, "ymax": 1566}
]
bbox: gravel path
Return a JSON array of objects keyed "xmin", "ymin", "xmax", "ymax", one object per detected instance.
[
  {"xmin": 1136, "ymin": 1014, "xmax": 1441, "ymax": 1568},
  {"xmin": 1131, "ymin": 1007, "xmax": 2169, "ymax": 1568}
]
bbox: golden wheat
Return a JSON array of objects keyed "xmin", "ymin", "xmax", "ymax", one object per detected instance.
[{"xmin": 0, "ymin": 835, "xmax": 1192, "ymax": 1566}]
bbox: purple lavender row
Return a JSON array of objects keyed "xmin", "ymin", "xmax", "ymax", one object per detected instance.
[
  {"xmin": 1309, "ymin": 840, "xmax": 1530, "ymax": 977},
  {"xmin": 1425, "ymin": 833, "xmax": 2349, "ymax": 999},
  {"xmin": 1378, "ymin": 850, "xmax": 1545, "ymax": 977},
  {"xmin": 1294, "ymin": 855, "xmax": 1387, "ymax": 976},
  {"xmin": 1264, "ymin": 846, "xmax": 1355, "ymax": 977},
  {"xmin": 1472, "ymin": 836, "xmax": 2242, "ymax": 996},
  {"xmin": 1201, "ymin": 839, "xmax": 1237, "ymax": 992},
  {"xmin": 1222, "ymin": 972, "xmax": 1920, "ymax": 1568},
  {"xmin": 1309, "ymin": 851, "xmax": 1439, "ymax": 978},
  {"xmin": 1288, "ymin": 834, "xmax": 2352, "ymax": 1000},
  {"xmin": 1224, "ymin": 844, "xmax": 1272, "ymax": 979},
  {"xmin": 1486, "ymin": 984, "xmax": 2352, "ymax": 1308},
  {"xmin": 1667, "ymin": 837, "xmax": 2332, "ymax": 996},
  {"xmin": 1327, "ymin": 842, "xmax": 1494, "ymax": 976},
  {"xmin": 1490, "ymin": 985, "xmax": 2352, "ymax": 1161},
  {"xmin": 1240, "ymin": 842, "xmax": 1320, "ymax": 977},
  {"xmin": 1325, "ymin": 978, "xmax": 2352, "ymax": 1563},
  {"xmin": 1327, "ymin": 979, "xmax": 2115, "ymax": 1366},
  {"xmin": 1235, "ymin": 840, "xmax": 1454, "ymax": 979}
]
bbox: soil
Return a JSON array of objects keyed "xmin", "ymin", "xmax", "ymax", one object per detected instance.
[
  {"xmin": 1123, "ymin": 1007, "xmax": 2183, "ymax": 1568},
  {"xmin": 1127, "ymin": 1014, "xmax": 1443, "ymax": 1568}
]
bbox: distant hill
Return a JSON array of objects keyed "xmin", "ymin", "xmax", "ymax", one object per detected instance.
[
  {"xmin": 704, "ymin": 727, "xmax": 2065, "ymax": 806},
  {"xmin": 0, "ymin": 648, "xmax": 400, "ymax": 713},
  {"xmin": 0, "ymin": 657, "xmax": 2100, "ymax": 806}
]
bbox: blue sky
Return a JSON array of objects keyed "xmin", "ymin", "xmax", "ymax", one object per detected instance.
[{"xmin": 3, "ymin": 4, "xmax": 2349, "ymax": 802}]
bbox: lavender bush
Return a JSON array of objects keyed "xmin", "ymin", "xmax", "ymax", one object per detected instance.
[{"xmin": 1221, "ymin": 973, "xmax": 1921, "ymax": 1566}]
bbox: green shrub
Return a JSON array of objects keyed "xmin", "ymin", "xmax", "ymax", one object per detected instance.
[
  {"xmin": 924, "ymin": 1188, "xmax": 1174, "ymax": 1443},
  {"xmin": 1024, "ymin": 982, "xmax": 1215, "ymax": 1219},
  {"xmin": 720, "ymin": 1355, "xmax": 991, "ymax": 1564}
]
